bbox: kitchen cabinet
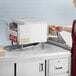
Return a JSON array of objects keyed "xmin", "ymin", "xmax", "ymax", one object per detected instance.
[
  {"xmin": 0, "ymin": 44, "xmax": 71, "ymax": 76},
  {"xmin": 17, "ymin": 57, "xmax": 71, "ymax": 76},
  {"xmin": 0, "ymin": 63, "xmax": 14, "ymax": 76},
  {"xmin": 47, "ymin": 57, "xmax": 71, "ymax": 76},
  {"xmin": 17, "ymin": 60, "xmax": 45, "ymax": 76},
  {"xmin": 48, "ymin": 58, "xmax": 69, "ymax": 75}
]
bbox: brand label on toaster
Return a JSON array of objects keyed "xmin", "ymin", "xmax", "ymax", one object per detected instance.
[{"xmin": 19, "ymin": 38, "xmax": 30, "ymax": 42}]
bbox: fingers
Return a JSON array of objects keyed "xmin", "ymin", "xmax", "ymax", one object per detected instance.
[{"xmin": 56, "ymin": 26, "xmax": 63, "ymax": 32}]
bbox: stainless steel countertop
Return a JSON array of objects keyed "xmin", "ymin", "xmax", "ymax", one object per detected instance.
[{"xmin": 0, "ymin": 43, "xmax": 71, "ymax": 63}]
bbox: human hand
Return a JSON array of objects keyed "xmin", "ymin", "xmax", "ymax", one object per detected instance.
[{"xmin": 56, "ymin": 26, "xmax": 64, "ymax": 32}]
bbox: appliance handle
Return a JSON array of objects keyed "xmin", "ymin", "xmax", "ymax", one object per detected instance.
[{"xmin": 39, "ymin": 63, "xmax": 44, "ymax": 72}]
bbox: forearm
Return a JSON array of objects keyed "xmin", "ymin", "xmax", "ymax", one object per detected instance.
[{"xmin": 63, "ymin": 27, "xmax": 72, "ymax": 33}]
